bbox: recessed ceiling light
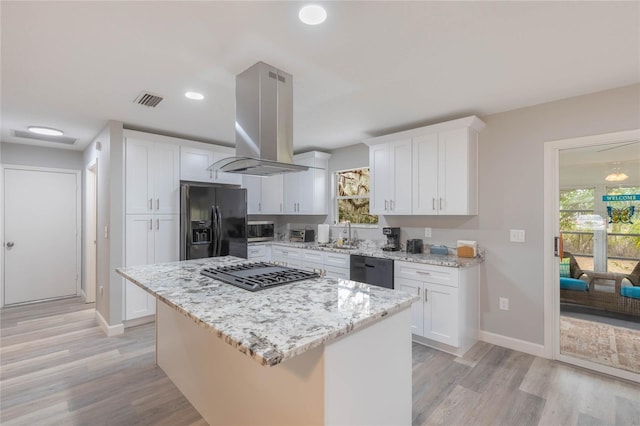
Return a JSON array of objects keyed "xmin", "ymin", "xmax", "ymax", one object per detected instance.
[
  {"xmin": 28, "ymin": 126, "xmax": 64, "ymax": 136},
  {"xmin": 299, "ymin": 5, "xmax": 327, "ymax": 25},
  {"xmin": 185, "ymin": 91, "xmax": 205, "ymax": 100}
]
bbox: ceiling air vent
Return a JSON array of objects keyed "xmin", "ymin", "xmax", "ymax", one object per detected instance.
[{"xmin": 134, "ymin": 91, "xmax": 163, "ymax": 107}]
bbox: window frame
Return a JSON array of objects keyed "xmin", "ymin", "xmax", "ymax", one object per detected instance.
[{"xmin": 333, "ymin": 167, "xmax": 379, "ymax": 227}]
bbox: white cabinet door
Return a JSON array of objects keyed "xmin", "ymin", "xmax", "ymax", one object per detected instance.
[
  {"xmin": 395, "ymin": 277, "xmax": 424, "ymax": 336},
  {"xmin": 125, "ymin": 215, "xmax": 155, "ymax": 320},
  {"xmin": 283, "ymin": 170, "xmax": 299, "ymax": 214},
  {"xmin": 210, "ymin": 150, "xmax": 242, "ymax": 186},
  {"xmin": 154, "ymin": 215, "xmax": 179, "ymax": 263},
  {"xmin": 423, "ymin": 282, "xmax": 458, "ymax": 347},
  {"xmin": 439, "ymin": 128, "xmax": 475, "ymax": 215},
  {"xmin": 389, "ymin": 139, "xmax": 412, "ymax": 214},
  {"xmin": 180, "ymin": 146, "xmax": 214, "ymax": 183},
  {"xmin": 369, "ymin": 144, "xmax": 390, "ymax": 215},
  {"xmin": 126, "ymin": 138, "xmax": 179, "ymax": 215},
  {"xmin": 125, "ymin": 139, "xmax": 152, "ymax": 214},
  {"xmin": 284, "ymin": 153, "xmax": 329, "ymax": 215},
  {"xmin": 242, "ymin": 176, "xmax": 262, "ymax": 214},
  {"xmin": 151, "ymin": 143, "xmax": 180, "ymax": 214},
  {"xmin": 412, "ymin": 133, "xmax": 439, "ymax": 215},
  {"xmin": 369, "ymin": 140, "xmax": 411, "ymax": 215},
  {"xmin": 261, "ymin": 174, "xmax": 283, "ymax": 214}
]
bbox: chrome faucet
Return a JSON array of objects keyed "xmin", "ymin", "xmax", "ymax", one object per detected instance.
[{"xmin": 345, "ymin": 221, "xmax": 351, "ymax": 246}]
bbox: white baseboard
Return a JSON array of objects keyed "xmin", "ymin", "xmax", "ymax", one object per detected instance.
[
  {"xmin": 479, "ymin": 330, "xmax": 546, "ymax": 358},
  {"xmin": 95, "ymin": 310, "xmax": 124, "ymax": 337}
]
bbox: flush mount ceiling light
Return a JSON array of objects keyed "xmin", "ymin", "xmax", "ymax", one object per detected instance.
[
  {"xmin": 185, "ymin": 91, "xmax": 205, "ymax": 100},
  {"xmin": 299, "ymin": 5, "xmax": 327, "ymax": 25},
  {"xmin": 605, "ymin": 161, "xmax": 629, "ymax": 182},
  {"xmin": 28, "ymin": 126, "xmax": 64, "ymax": 136}
]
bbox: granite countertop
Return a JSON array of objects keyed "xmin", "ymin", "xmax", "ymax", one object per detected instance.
[
  {"xmin": 261, "ymin": 241, "xmax": 484, "ymax": 268},
  {"xmin": 116, "ymin": 257, "xmax": 418, "ymax": 367}
]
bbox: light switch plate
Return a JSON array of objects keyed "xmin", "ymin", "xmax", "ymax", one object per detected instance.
[{"xmin": 510, "ymin": 229, "xmax": 525, "ymax": 243}]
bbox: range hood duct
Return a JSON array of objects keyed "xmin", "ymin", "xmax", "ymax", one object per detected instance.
[{"xmin": 210, "ymin": 62, "xmax": 309, "ymax": 176}]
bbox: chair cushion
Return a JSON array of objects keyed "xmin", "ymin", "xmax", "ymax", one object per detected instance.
[
  {"xmin": 560, "ymin": 277, "xmax": 589, "ymax": 291},
  {"xmin": 621, "ymin": 286, "xmax": 640, "ymax": 299},
  {"xmin": 559, "ymin": 258, "xmax": 571, "ymax": 278}
]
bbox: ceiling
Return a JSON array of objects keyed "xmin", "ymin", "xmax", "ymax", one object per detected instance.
[{"xmin": 2, "ymin": 1, "xmax": 639, "ymax": 153}]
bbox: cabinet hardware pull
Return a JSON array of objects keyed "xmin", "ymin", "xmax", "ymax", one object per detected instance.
[
  {"xmin": 390, "ymin": 200, "xmax": 394, "ymax": 211},
  {"xmin": 156, "ymin": 198, "xmax": 160, "ymax": 210},
  {"xmin": 384, "ymin": 200, "xmax": 388, "ymax": 211},
  {"xmin": 258, "ymin": 202, "xmax": 261, "ymax": 212},
  {"xmin": 149, "ymin": 198, "xmax": 153, "ymax": 210},
  {"xmin": 417, "ymin": 287, "xmax": 420, "ymax": 295},
  {"xmin": 156, "ymin": 219, "xmax": 159, "ymax": 230},
  {"xmin": 432, "ymin": 198, "xmax": 436, "ymax": 210},
  {"xmin": 425, "ymin": 289, "xmax": 428, "ymax": 302},
  {"xmin": 416, "ymin": 270, "xmax": 431, "ymax": 275},
  {"xmin": 439, "ymin": 198, "xmax": 443, "ymax": 210},
  {"xmin": 281, "ymin": 203, "xmax": 283, "ymax": 212},
  {"xmin": 149, "ymin": 219, "xmax": 152, "ymax": 230}
]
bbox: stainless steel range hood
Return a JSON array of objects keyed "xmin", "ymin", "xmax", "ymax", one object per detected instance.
[{"xmin": 209, "ymin": 62, "xmax": 308, "ymax": 176}]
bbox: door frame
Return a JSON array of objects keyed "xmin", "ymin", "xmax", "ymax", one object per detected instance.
[
  {"xmin": 84, "ymin": 159, "xmax": 98, "ymax": 303},
  {"xmin": 1, "ymin": 164, "xmax": 82, "ymax": 307},
  {"xmin": 543, "ymin": 129, "xmax": 640, "ymax": 383}
]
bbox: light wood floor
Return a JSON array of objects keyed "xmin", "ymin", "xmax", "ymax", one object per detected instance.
[{"xmin": 1, "ymin": 297, "xmax": 639, "ymax": 426}]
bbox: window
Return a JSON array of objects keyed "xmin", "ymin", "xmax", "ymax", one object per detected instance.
[
  {"xmin": 560, "ymin": 187, "xmax": 596, "ymax": 261},
  {"xmin": 335, "ymin": 168, "xmax": 378, "ymax": 225},
  {"xmin": 605, "ymin": 186, "xmax": 640, "ymax": 273}
]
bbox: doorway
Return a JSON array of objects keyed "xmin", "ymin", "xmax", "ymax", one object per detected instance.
[
  {"xmin": 544, "ymin": 130, "xmax": 640, "ymax": 383},
  {"xmin": 84, "ymin": 160, "xmax": 97, "ymax": 303},
  {"xmin": 2, "ymin": 165, "xmax": 81, "ymax": 306}
]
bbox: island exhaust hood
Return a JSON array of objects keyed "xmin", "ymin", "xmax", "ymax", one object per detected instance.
[{"xmin": 209, "ymin": 62, "xmax": 308, "ymax": 176}]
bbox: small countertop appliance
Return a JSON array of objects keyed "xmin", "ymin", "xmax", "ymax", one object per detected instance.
[
  {"xmin": 382, "ymin": 227, "xmax": 400, "ymax": 251},
  {"xmin": 406, "ymin": 239, "xmax": 424, "ymax": 254}
]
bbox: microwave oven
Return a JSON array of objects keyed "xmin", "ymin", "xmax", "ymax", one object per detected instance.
[{"xmin": 247, "ymin": 221, "xmax": 275, "ymax": 242}]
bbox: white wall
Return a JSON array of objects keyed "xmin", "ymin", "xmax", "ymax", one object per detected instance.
[
  {"xmin": 82, "ymin": 121, "xmax": 125, "ymax": 326},
  {"xmin": 1, "ymin": 142, "xmax": 83, "ymax": 170}
]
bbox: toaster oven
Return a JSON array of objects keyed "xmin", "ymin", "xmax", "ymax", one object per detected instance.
[{"xmin": 289, "ymin": 229, "xmax": 315, "ymax": 242}]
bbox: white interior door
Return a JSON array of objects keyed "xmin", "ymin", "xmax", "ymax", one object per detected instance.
[{"xmin": 4, "ymin": 167, "xmax": 79, "ymax": 305}]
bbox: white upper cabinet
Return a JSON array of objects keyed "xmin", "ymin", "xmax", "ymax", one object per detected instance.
[
  {"xmin": 365, "ymin": 115, "xmax": 485, "ymax": 216},
  {"xmin": 368, "ymin": 139, "xmax": 412, "ymax": 215},
  {"xmin": 180, "ymin": 144, "xmax": 242, "ymax": 186},
  {"xmin": 284, "ymin": 151, "xmax": 331, "ymax": 215},
  {"xmin": 242, "ymin": 175, "xmax": 284, "ymax": 215},
  {"xmin": 125, "ymin": 136, "xmax": 180, "ymax": 215}
]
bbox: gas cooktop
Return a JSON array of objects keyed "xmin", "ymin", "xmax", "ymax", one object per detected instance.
[{"xmin": 201, "ymin": 262, "xmax": 320, "ymax": 292}]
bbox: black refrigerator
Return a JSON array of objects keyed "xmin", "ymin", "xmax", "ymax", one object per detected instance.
[{"xmin": 180, "ymin": 182, "xmax": 248, "ymax": 260}]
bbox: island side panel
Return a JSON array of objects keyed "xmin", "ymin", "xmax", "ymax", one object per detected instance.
[
  {"xmin": 324, "ymin": 308, "xmax": 412, "ymax": 426},
  {"xmin": 155, "ymin": 300, "xmax": 325, "ymax": 426}
]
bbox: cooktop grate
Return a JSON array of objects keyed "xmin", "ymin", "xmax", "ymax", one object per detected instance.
[{"xmin": 201, "ymin": 262, "xmax": 320, "ymax": 292}]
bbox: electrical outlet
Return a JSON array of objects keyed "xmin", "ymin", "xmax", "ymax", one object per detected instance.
[
  {"xmin": 499, "ymin": 297, "xmax": 509, "ymax": 311},
  {"xmin": 424, "ymin": 227, "xmax": 432, "ymax": 238},
  {"xmin": 509, "ymin": 229, "xmax": 525, "ymax": 243}
]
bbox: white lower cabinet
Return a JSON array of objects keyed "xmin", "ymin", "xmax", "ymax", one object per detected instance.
[
  {"xmin": 394, "ymin": 260, "xmax": 479, "ymax": 356},
  {"xmin": 271, "ymin": 245, "xmax": 302, "ymax": 268},
  {"xmin": 301, "ymin": 249, "xmax": 350, "ymax": 279},
  {"xmin": 247, "ymin": 244, "xmax": 271, "ymax": 262},
  {"xmin": 125, "ymin": 214, "xmax": 179, "ymax": 321}
]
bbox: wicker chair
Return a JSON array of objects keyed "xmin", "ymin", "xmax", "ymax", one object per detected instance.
[{"xmin": 560, "ymin": 253, "xmax": 640, "ymax": 317}]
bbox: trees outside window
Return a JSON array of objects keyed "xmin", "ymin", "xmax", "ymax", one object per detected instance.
[{"xmin": 335, "ymin": 168, "xmax": 378, "ymax": 225}]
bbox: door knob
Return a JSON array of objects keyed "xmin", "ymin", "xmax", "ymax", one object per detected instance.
[{"xmin": 6, "ymin": 241, "xmax": 15, "ymax": 248}]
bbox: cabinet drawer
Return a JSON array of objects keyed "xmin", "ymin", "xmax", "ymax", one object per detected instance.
[
  {"xmin": 394, "ymin": 261, "xmax": 458, "ymax": 287},
  {"xmin": 247, "ymin": 244, "xmax": 266, "ymax": 259},
  {"xmin": 302, "ymin": 249, "xmax": 324, "ymax": 265},
  {"xmin": 325, "ymin": 265, "xmax": 349, "ymax": 280},
  {"xmin": 323, "ymin": 252, "xmax": 350, "ymax": 268},
  {"xmin": 271, "ymin": 245, "xmax": 302, "ymax": 259}
]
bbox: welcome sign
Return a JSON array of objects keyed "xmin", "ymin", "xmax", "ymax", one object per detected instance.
[{"xmin": 602, "ymin": 194, "xmax": 640, "ymax": 202}]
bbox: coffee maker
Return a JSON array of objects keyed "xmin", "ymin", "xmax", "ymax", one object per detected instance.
[{"xmin": 382, "ymin": 227, "xmax": 400, "ymax": 251}]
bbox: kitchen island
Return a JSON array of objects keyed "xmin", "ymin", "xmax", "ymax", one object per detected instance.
[{"xmin": 117, "ymin": 256, "xmax": 418, "ymax": 426}]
